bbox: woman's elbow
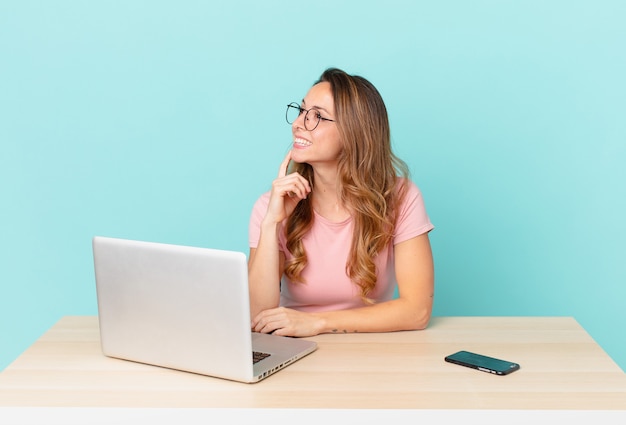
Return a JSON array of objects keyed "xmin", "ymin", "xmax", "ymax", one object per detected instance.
[{"xmin": 406, "ymin": 306, "xmax": 433, "ymax": 331}]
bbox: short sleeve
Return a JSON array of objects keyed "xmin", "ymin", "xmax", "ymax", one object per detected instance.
[{"xmin": 393, "ymin": 179, "xmax": 434, "ymax": 245}]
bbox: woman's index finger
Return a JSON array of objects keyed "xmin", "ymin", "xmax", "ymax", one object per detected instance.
[{"xmin": 278, "ymin": 150, "xmax": 292, "ymax": 178}]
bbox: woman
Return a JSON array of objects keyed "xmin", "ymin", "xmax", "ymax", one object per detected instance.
[{"xmin": 248, "ymin": 68, "xmax": 434, "ymax": 337}]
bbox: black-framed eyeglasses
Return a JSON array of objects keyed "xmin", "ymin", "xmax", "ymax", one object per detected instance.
[{"xmin": 286, "ymin": 102, "xmax": 335, "ymax": 131}]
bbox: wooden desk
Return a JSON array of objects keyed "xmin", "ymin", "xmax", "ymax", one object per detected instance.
[{"xmin": 1, "ymin": 316, "xmax": 624, "ymax": 410}]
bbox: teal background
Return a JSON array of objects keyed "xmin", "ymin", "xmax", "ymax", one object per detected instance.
[{"xmin": 1, "ymin": 1, "xmax": 624, "ymax": 372}]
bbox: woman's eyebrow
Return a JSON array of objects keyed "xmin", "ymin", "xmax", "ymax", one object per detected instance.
[{"xmin": 302, "ymin": 99, "xmax": 331, "ymax": 114}]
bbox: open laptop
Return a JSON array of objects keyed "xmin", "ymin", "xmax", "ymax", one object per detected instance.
[{"xmin": 92, "ymin": 236, "xmax": 317, "ymax": 383}]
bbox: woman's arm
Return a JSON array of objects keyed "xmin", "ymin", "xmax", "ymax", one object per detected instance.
[
  {"xmin": 248, "ymin": 240, "xmax": 284, "ymax": 318},
  {"xmin": 248, "ymin": 151, "xmax": 311, "ymax": 318},
  {"xmin": 251, "ymin": 232, "xmax": 434, "ymax": 336}
]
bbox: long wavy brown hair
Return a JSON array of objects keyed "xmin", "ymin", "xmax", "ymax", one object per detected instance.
[{"xmin": 284, "ymin": 68, "xmax": 409, "ymax": 303}]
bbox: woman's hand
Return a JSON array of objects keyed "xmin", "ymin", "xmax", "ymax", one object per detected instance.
[
  {"xmin": 251, "ymin": 306, "xmax": 324, "ymax": 337},
  {"xmin": 264, "ymin": 151, "xmax": 311, "ymax": 224}
]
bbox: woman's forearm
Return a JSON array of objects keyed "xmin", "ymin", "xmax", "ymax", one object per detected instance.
[
  {"xmin": 248, "ymin": 219, "xmax": 282, "ymax": 317},
  {"xmin": 315, "ymin": 296, "xmax": 432, "ymax": 334}
]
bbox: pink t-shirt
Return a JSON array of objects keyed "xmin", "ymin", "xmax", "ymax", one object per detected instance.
[{"xmin": 248, "ymin": 179, "xmax": 433, "ymax": 312}]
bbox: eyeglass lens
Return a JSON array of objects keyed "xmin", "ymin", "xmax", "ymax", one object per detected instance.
[{"xmin": 286, "ymin": 103, "xmax": 320, "ymax": 131}]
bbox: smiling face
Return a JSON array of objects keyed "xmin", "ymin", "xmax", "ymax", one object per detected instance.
[{"xmin": 290, "ymin": 82, "xmax": 342, "ymax": 169}]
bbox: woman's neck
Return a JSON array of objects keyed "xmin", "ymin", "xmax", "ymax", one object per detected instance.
[{"xmin": 311, "ymin": 170, "xmax": 350, "ymax": 222}]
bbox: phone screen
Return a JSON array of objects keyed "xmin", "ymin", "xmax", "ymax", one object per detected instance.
[{"xmin": 445, "ymin": 350, "xmax": 520, "ymax": 375}]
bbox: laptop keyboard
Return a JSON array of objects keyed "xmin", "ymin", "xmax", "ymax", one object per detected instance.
[{"xmin": 252, "ymin": 351, "xmax": 271, "ymax": 364}]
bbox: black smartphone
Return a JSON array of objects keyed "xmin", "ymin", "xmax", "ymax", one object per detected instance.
[{"xmin": 444, "ymin": 350, "xmax": 520, "ymax": 375}]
